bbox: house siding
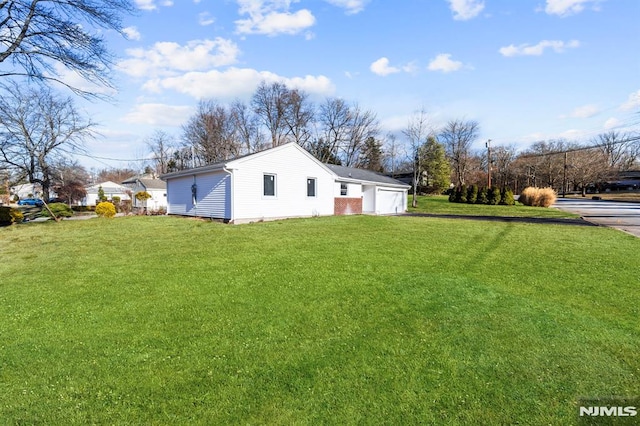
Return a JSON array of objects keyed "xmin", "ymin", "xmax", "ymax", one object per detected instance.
[
  {"xmin": 230, "ymin": 145, "xmax": 335, "ymax": 221},
  {"xmin": 166, "ymin": 172, "xmax": 230, "ymax": 219}
]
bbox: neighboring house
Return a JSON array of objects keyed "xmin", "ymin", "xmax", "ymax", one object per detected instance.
[
  {"xmin": 82, "ymin": 181, "xmax": 131, "ymax": 206},
  {"xmin": 161, "ymin": 142, "xmax": 410, "ymax": 224},
  {"xmin": 121, "ymin": 174, "xmax": 167, "ymax": 211},
  {"xmin": 10, "ymin": 183, "xmax": 43, "ymax": 200}
]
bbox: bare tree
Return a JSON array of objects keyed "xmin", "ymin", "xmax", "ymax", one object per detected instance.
[
  {"xmin": 382, "ymin": 132, "xmax": 405, "ymax": 176},
  {"xmin": 341, "ymin": 104, "xmax": 379, "ymax": 167},
  {"xmin": 251, "ymin": 81, "xmax": 289, "ymax": 147},
  {"xmin": 0, "ymin": 82, "xmax": 95, "ymax": 200},
  {"xmin": 0, "ymin": 0, "xmax": 135, "ymax": 95},
  {"xmin": 182, "ymin": 100, "xmax": 241, "ymax": 165},
  {"xmin": 230, "ymin": 99, "xmax": 265, "ymax": 154},
  {"xmin": 491, "ymin": 145, "xmax": 517, "ymax": 189},
  {"xmin": 316, "ymin": 97, "xmax": 351, "ymax": 163},
  {"xmin": 146, "ymin": 130, "xmax": 175, "ymax": 175},
  {"xmin": 51, "ymin": 158, "xmax": 89, "ymax": 204},
  {"xmin": 439, "ymin": 119, "xmax": 479, "ymax": 186},
  {"xmin": 282, "ymin": 88, "xmax": 315, "ymax": 146},
  {"xmin": 403, "ymin": 108, "xmax": 434, "ymax": 207},
  {"xmin": 596, "ymin": 131, "xmax": 636, "ymax": 172}
]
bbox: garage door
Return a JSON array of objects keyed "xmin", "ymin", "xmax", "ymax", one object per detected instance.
[{"xmin": 376, "ymin": 189, "xmax": 405, "ymax": 214}]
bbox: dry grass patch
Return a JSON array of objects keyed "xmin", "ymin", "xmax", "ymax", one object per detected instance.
[{"xmin": 519, "ymin": 187, "xmax": 557, "ymax": 207}]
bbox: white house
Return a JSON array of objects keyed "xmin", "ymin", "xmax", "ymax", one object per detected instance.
[
  {"xmin": 82, "ymin": 181, "xmax": 131, "ymax": 206},
  {"xmin": 121, "ymin": 174, "xmax": 167, "ymax": 211},
  {"xmin": 161, "ymin": 143, "xmax": 409, "ymax": 224}
]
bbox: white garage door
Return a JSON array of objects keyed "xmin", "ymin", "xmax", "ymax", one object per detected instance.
[{"xmin": 376, "ymin": 189, "xmax": 405, "ymax": 214}]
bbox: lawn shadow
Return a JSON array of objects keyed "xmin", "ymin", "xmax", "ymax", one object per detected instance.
[{"xmin": 402, "ymin": 213, "xmax": 598, "ymax": 227}]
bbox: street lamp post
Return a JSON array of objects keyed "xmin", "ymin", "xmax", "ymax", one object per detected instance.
[{"xmin": 486, "ymin": 139, "xmax": 492, "ymax": 188}]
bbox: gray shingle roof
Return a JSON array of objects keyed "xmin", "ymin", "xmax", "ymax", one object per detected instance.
[{"xmin": 325, "ymin": 164, "xmax": 409, "ymax": 187}]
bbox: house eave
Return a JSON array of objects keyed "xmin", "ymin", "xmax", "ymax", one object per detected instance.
[{"xmin": 160, "ymin": 163, "xmax": 227, "ymax": 180}]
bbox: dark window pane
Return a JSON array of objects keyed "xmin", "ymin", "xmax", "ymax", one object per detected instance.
[
  {"xmin": 264, "ymin": 174, "xmax": 275, "ymax": 196},
  {"xmin": 307, "ymin": 178, "xmax": 316, "ymax": 197}
]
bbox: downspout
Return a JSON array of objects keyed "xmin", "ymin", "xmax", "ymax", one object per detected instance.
[{"xmin": 223, "ymin": 167, "xmax": 234, "ymax": 223}]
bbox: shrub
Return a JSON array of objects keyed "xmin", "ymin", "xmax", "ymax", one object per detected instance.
[
  {"xmin": 467, "ymin": 185, "xmax": 478, "ymax": 204},
  {"xmin": 500, "ymin": 188, "xmax": 515, "ymax": 206},
  {"xmin": 41, "ymin": 202, "xmax": 74, "ymax": 218},
  {"xmin": 448, "ymin": 189, "xmax": 456, "ymax": 203},
  {"xmin": 135, "ymin": 191, "xmax": 152, "ymax": 201},
  {"xmin": 0, "ymin": 206, "xmax": 23, "ymax": 225},
  {"xmin": 459, "ymin": 185, "xmax": 467, "ymax": 203},
  {"xmin": 96, "ymin": 201, "xmax": 116, "ymax": 218},
  {"xmin": 519, "ymin": 187, "xmax": 557, "ymax": 207},
  {"xmin": 488, "ymin": 187, "xmax": 501, "ymax": 205},
  {"xmin": 476, "ymin": 187, "xmax": 488, "ymax": 204},
  {"xmin": 537, "ymin": 187, "xmax": 557, "ymax": 207}
]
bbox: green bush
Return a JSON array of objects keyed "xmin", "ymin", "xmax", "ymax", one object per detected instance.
[
  {"xmin": 448, "ymin": 189, "xmax": 456, "ymax": 203},
  {"xmin": 458, "ymin": 185, "xmax": 467, "ymax": 203},
  {"xmin": 500, "ymin": 188, "xmax": 515, "ymax": 206},
  {"xmin": 41, "ymin": 202, "xmax": 74, "ymax": 218},
  {"xmin": 96, "ymin": 202, "xmax": 116, "ymax": 218},
  {"xmin": 0, "ymin": 206, "xmax": 24, "ymax": 225},
  {"xmin": 488, "ymin": 187, "xmax": 501, "ymax": 205},
  {"xmin": 476, "ymin": 187, "xmax": 488, "ymax": 204},
  {"xmin": 467, "ymin": 185, "xmax": 478, "ymax": 204}
]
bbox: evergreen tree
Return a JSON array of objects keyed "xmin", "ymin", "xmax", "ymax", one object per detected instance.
[
  {"xmin": 359, "ymin": 137, "xmax": 384, "ymax": 172},
  {"xmin": 420, "ymin": 136, "xmax": 451, "ymax": 194}
]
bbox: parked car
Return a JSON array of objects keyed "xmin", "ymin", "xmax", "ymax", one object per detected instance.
[{"xmin": 17, "ymin": 198, "xmax": 44, "ymax": 207}]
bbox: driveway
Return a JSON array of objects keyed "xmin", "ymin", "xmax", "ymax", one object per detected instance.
[{"xmin": 553, "ymin": 198, "xmax": 640, "ymax": 237}]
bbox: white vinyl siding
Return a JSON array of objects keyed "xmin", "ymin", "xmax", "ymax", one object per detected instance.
[
  {"xmin": 166, "ymin": 172, "xmax": 230, "ymax": 219},
  {"xmin": 230, "ymin": 144, "xmax": 335, "ymax": 221}
]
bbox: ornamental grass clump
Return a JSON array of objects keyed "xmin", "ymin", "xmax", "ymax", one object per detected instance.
[
  {"xmin": 96, "ymin": 202, "xmax": 116, "ymax": 218},
  {"xmin": 519, "ymin": 187, "xmax": 557, "ymax": 207}
]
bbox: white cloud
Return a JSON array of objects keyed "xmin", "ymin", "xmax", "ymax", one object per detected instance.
[
  {"xmin": 123, "ymin": 26, "xmax": 141, "ymax": 41},
  {"xmin": 427, "ymin": 54, "xmax": 463, "ymax": 73},
  {"xmin": 142, "ymin": 67, "xmax": 334, "ymax": 99},
  {"xmin": 567, "ymin": 104, "xmax": 600, "ymax": 118},
  {"xmin": 48, "ymin": 63, "xmax": 116, "ymax": 96},
  {"xmin": 499, "ymin": 39, "xmax": 580, "ymax": 57},
  {"xmin": 620, "ymin": 89, "xmax": 640, "ymax": 111},
  {"xmin": 324, "ymin": 0, "xmax": 369, "ymax": 15},
  {"xmin": 199, "ymin": 12, "xmax": 215, "ymax": 26},
  {"xmin": 134, "ymin": 0, "xmax": 173, "ymax": 10},
  {"xmin": 447, "ymin": 0, "xmax": 485, "ymax": 21},
  {"xmin": 544, "ymin": 0, "xmax": 601, "ymax": 17},
  {"xmin": 370, "ymin": 57, "xmax": 400, "ymax": 76},
  {"xmin": 235, "ymin": 0, "xmax": 316, "ymax": 36},
  {"xmin": 604, "ymin": 117, "xmax": 621, "ymax": 129},
  {"xmin": 119, "ymin": 38, "xmax": 240, "ymax": 78},
  {"xmin": 122, "ymin": 103, "xmax": 194, "ymax": 126}
]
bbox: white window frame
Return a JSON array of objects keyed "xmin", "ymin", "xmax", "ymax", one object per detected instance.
[{"xmin": 340, "ymin": 182, "xmax": 348, "ymax": 196}]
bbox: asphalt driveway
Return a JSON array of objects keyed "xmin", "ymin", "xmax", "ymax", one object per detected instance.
[{"xmin": 553, "ymin": 198, "xmax": 640, "ymax": 237}]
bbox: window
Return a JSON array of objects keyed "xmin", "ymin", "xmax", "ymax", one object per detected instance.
[
  {"xmin": 307, "ymin": 178, "xmax": 316, "ymax": 197},
  {"xmin": 340, "ymin": 182, "xmax": 348, "ymax": 196},
  {"xmin": 263, "ymin": 174, "xmax": 276, "ymax": 196}
]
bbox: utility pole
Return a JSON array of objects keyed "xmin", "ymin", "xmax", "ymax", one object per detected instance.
[
  {"xmin": 562, "ymin": 151, "xmax": 567, "ymax": 198},
  {"xmin": 485, "ymin": 139, "xmax": 492, "ymax": 188}
]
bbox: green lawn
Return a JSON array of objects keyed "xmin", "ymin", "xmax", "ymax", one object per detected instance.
[
  {"xmin": 0, "ymin": 215, "xmax": 638, "ymax": 424},
  {"xmin": 408, "ymin": 195, "xmax": 578, "ymax": 218}
]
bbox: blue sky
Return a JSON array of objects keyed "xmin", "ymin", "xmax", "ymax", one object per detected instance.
[{"xmin": 74, "ymin": 0, "xmax": 640, "ymax": 170}]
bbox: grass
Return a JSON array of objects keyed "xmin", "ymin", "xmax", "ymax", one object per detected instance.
[
  {"xmin": 407, "ymin": 195, "xmax": 578, "ymax": 218},
  {"xmin": 0, "ymin": 214, "xmax": 638, "ymax": 424}
]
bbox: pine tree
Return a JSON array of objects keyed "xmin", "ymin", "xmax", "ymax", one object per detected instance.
[{"xmin": 419, "ymin": 136, "xmax": 451, "ymax": 194}]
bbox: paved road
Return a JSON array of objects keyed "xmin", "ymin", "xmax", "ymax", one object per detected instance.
[{"xmin": 553, "ymin": 198, "xmax": 640, "ymax": 237}]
